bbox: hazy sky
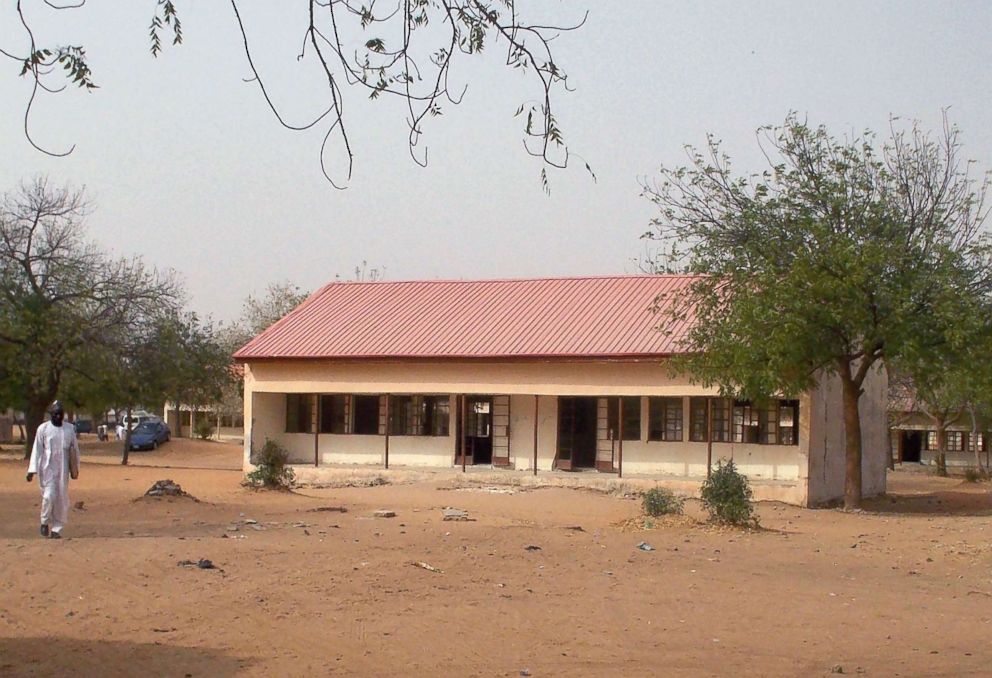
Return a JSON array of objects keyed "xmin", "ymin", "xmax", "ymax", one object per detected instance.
[{"xmin": 2, "ymin": 1, "xmax": 990, "ymax": 324}]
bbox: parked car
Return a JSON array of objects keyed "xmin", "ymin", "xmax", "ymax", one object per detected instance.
[
  {"xmin": 119, "ymin": 411, "xmax": 154, "ymax": 431},
  {"xmin": 129, "ymin": 420, "xmax": 171, "ymax": 451},
  {"xmin": 73, "ymin": 419, "xmax": 93, "ymax": 434}
]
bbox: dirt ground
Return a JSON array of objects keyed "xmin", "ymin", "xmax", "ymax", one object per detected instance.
[{"xmin": 1, "ymin": 438, "xmax": 991, "ymax": 677}]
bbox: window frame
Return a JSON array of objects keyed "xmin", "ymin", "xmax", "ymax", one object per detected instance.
[
  {"xmin": 352, "ymin": 395, "xmax": 381, "ymax": 435},
  {"xmin": 711, "ymin": 398, "xmax": 731, "ymax": 443},
  {"xmin": 607, "ymin": 396, "xmax": 641, "ymax": 441},
  {"xmin": 946, "ymin": 431, "xmax": 964, "ymax": 452},
  {"xmin": 319, "ymin": 394, "xmax": 349, "ymax": 434},
  {"xmin": 285, "ymin": 393, "xmax": 314, "ymax": 434},
  {"xmin": 732, "ymin": 399, "xmax": 799, "ymax": 446},
  {"xmin": 648, "ymin": 397, "xmax": 683, "ymax": 442},
  {"xmin": 689, "ymin": 397, "xmax": 708, "ymax": 442}
]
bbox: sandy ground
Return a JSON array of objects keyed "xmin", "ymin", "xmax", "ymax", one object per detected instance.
[{"xmin": 1, "ymin": 438, "xmax": 991, "ymax": 677}]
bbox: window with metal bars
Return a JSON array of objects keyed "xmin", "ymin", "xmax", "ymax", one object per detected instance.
[
  {"xmin": 285, "ymin": 394, "xmax": 314, "ymax": 433},
  {"xmin": 648, "ymin": 397, "xmax": 683, "ymax": 441},
  {"xmin": 319, "ymin": 395, "xmax": 349, "ymax": 434},
  {"xmin": 732, "ymin": 400, "xmax": 799, "ymax": 445},
  {"xmin": 607, "ymin": 396, "xmax": 641, "ymax": 441},
  {"xmin": 388, "ymin": 395, "xmax": 450, "ymax": 436}
]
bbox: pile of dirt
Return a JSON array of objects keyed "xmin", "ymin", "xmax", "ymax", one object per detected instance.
[{"xmin": 140, "ymin": 479, "xmax": 198, "ymax": 501}]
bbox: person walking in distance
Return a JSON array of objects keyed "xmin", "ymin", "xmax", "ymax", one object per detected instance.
[{"xmin": 27, "ymin": 400, "xmax": 80, "ymax": 538}]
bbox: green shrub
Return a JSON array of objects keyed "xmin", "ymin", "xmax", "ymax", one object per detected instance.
[
  {"xmin": 642, "ymin": 487, "xmax": 685, "ymax": 516},
  {"xmin": 963, "ymin": 467, "xmax": 988, "ymax": 483},
  {"xmin": 700, "ymin": 459, "xmax": 757, "ymax": 527},
  {"xmin": 194, "ymin": 417, "xmax": 215, "ymax": 440},
  {"xmin": 245, "ymin": 439, "xmax": 295, "ymax": 489}
]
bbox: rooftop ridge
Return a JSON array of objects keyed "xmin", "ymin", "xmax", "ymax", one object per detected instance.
[{"xmin": 314, "ymin": 273, "xmax": 699, "ymax": 290}]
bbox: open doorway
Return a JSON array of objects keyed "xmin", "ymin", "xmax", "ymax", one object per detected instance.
[
  {"xmin": 557, "ymin": 397, "xmax": 598, "ymax": 470},
  {"xmin": 901, "ymin": 430, "xmax": 922, "ymax": 463},
  {"xmin": 456, "ymin": 396, "xmax": 493, "ymax": 465}
]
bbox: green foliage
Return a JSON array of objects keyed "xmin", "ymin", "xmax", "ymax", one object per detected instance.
[
  {"xmin": 194, "ymin": 417, "xmax": 215, "ymax": 440},
  {"xmin": 642, "ymin": 115, "xmax": 992, "ymax": 508},
  {"xmin": 245, "ymin": 439, "xmax": 295, "ymax": 489},
  {"xmin": 20, "ymin": 46, "xmax": 97, "ymax": 90},
  {"xmin": 149, "ymin": 1, "xmax": 183, "ymax": 57},
  {"xmin": 642, "ymin": 487, "xmax": 685, "ymax": 517},
  {"xmin": 0, "ymin": 178, "xmax": 183, "ymax": 456},
  {"xmin": 11, "ymin": 1, "xmax": 590, "ymax": 187},
  {"xmin": 699, "ymin": 460, "xmax": 756, "ymax": 527}
]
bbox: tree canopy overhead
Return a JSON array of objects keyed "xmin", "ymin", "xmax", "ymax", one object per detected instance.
[
  {"xmin": 642, "ymin": 113, "xmax": 992, "ymax": 508},
  {"xmin": 6, "ymin": 0, "xmax": 589, "ymax": 188}
]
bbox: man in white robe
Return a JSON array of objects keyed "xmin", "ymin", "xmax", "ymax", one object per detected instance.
[{"xmin": 26, "ymin": 400, "xmax": 80, "ymax": 538}]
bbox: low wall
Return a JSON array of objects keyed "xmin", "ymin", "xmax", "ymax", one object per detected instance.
[{"xmin": 285, "ymin": 464, "xmax": 807, "ymax": 505}]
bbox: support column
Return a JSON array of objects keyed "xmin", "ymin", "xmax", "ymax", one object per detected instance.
[
  {"xmin": 384, "ymin": 395, "xmax": 390, "ymax": 469},
  {"xmin": 706, "ymin": 397, "xmax": 713, "ymax": 478},
  {"xmin": 532, "ymin": 395, "xmax": 539, "ymax": 476},
  {"xmin": 618, "ymin": 397, "xmax": 624, "ymax": 479},
  {"xmin": 313, "ymin": 395, "xmax": 319, "ymax": 467},
  {"xmin": 460, "ymin": 394, "xmax": 467, "ymax": 473}
]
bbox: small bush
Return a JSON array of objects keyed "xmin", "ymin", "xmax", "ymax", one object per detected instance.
[
  {"xmin": 700, "ymin": 459, "xmax": 757, "ymax": 527},
  {"xmin": 642, "ymin": 487, "xmax": 685, "ymax": 516},
  {"xmin": 245, "ymin": 439, "xmax": 295, "ymax": 489},
  {"xmin": 963, "ymin": 467, "xmax": 988, "ymax": 483},
  {"xmin": 194, "ymin": 417, "xmax": 215, "ymax": 440}
]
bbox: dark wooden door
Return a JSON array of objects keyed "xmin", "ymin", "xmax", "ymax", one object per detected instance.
[{"xmin": 557, "ymin": 397, "xmax": 598, "ymax": 470}]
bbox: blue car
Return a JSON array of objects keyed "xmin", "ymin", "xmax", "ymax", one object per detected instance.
[{"xmin": 129, "ymin": 420, "xmax": 171, "ymax": 451}]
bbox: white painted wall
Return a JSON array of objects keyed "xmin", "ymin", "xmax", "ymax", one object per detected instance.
[
  {"xmin": 246, "ymin": 391, "xmax": 315, "ymax": 465},
  {"xmin": 508, "ymin": 394, "xmax": 558, "ymax": 471},
  {"xmin": 242, "ymin": 359, "xmax": 889, "ymax": 505}
]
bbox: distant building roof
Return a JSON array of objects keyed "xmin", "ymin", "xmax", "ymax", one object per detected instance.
[{"xmin": 233, "ymin": 275, "xmax": 698, "ymax": 361}]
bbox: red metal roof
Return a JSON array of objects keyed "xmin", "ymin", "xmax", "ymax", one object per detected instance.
[{"xmin": 233, "ymin": 275, "xmax": 698, "ymax": 361}]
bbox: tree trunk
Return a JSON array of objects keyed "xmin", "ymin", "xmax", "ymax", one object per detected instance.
[
  {"xmin": 966, "ymin": 406, "xmax": 985, "ymax": 477},
  {"xmin": 839, "ymin": 369, "xmax": 864, "ymax": 510},
  {"xmin": 121, "ymin": 405, "xmax": 132, "ymax": 465},
  {"xmin": 934, "ymin": 416, "xmax": 947, "ymax": 477},
  {"xmin": 172, "ymin": 399, "xmax": 182, "ymax": 437},
  {"xmin": 23, "ymin": 394, "xmax": 55, "ymax": 459}
]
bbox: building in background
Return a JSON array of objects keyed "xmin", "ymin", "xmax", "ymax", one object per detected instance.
[{"xmin": 234, "ymin": 275, "xmax": 889, "ymax": 506}]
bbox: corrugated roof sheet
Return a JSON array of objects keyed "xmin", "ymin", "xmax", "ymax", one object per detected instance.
[{"xmin": 233, "ymin": 275, "xmax": 699, "ymax": 361}]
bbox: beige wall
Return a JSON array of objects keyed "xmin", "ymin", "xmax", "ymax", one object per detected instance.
[
  {"xmin": 860, "ymin": 365, "xmax": 889, "ymax": 496},
  {"xmin": 806, "ymin": 365, "xmax": 888, "ymax": 505},
  {"xmin": 246, "ymin": 360, "xmax": 719, "ymax": 397},
  {"xmin": 242, "ymin": 359, "xmax": 888, "ymax": 505}
]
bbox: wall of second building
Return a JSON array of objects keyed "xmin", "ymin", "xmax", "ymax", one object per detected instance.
[{"xmin": 890, "ymin": 417, "xmax": 990, "ymax": 469}]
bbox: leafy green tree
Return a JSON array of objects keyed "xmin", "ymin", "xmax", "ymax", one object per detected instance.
[
  {"xmin": 894, "ymin": 293, "xmax": 992, "ymax": 476},
  {"xmin": 642, "ymin": 114, "xmax": 991, "ymax": 508},
  {"xmin": 0, "ymin": 178, "xmax": 182, "ymax": 457}
]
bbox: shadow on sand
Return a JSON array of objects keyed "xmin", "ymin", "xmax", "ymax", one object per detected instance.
[
  {"xmin": 0, "ymin": 636, "xmax": 248, "ymax": 677},
  {"xmin": 863, "ymin": 485, "xmax": 992, "ymax": 517}
]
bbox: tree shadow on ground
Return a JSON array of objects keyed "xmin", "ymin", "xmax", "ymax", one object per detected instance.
[
  {"xmin": 863, "ymin": 486, "xmax": 992, "ymax": 516},
  {"xmin": 0, "ymin": 636, "xmax": 248, "ymax": 677}
]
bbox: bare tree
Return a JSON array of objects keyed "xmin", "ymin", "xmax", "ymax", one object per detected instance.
[
  {"xmin": 0, "ymin": 177, "xmax": 182, "ymax": 456},
  {"xmin": 5, "ymin": 1, "xmax": 589, "ymax": 187}
]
